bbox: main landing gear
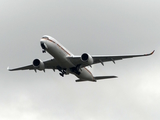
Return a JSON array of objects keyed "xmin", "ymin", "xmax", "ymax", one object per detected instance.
[
  {"xmin": 70, "ymin": 65, "xmax": 81, "ymax": 75},
  {"xmin": 59, "ymin": 73, "xmax": 64, "ymax": 77},
  {"xmin": 41, "ymin": 43, "xmax": 47, "ymax": 53},
  {"xmin": 59, "ymin": 69, "xmax": 67, "ymax": 77}
]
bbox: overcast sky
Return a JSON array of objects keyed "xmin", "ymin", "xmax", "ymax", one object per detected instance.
[{"xmin": 0, "ymin": 0, "xmax": 160, "ymax": 120}]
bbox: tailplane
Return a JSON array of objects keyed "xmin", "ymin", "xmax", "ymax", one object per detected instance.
[
  {"xmin": 75, "ymin": 76, "xmax": 117, "ymax": 82},
  {"xmin": 94, "ymin": 76, "xmax": 117, "ymax": 80}
]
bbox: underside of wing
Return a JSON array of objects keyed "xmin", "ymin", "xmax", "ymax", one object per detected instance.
[
  {"xmin": 8, "ymin": 59, "xmax": 58, "ymax": 71},
  {"xmin": 68, "ymin": 50, "xmax": 155, "ymax": 68},
  {"xmin": 75, "ymin": 76, "xmax": 117, "ymax": 82},
  {"xmin": 93, "ymin": 50, "xmax": 155, "ymax": 64},
  {"xmin": 7, "ymin": 65, "xmax": 34, "ymax": 71}
]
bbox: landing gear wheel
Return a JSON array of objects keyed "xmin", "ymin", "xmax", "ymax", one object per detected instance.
[
  {"xmin": 59, "ymin": 73, "xmax": 64, "ymax": 77},
  {"xmin": 42, "ymin": 50, "xmax": 46, "ymax": 53}
]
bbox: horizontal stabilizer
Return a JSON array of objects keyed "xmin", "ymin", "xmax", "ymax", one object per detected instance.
[
  {"xmin": 94, "ymin": 76, "xmax": 117, "ymax": 80},
  {"xmin": 75, "ymin": 76, "xmax": 117, "ymax": 82},
  {"xmin": 76, "ymin": 79, "xmax": 96, "ymax": 82}
]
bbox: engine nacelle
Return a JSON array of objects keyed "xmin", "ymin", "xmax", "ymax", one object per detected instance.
[
  {"xmin": 33, "ymin": 59, "xmax": 45, "ymax": 71},
  {"xmin": 81, "ymin": 53, "xmax": 93, "ymax": 65}
]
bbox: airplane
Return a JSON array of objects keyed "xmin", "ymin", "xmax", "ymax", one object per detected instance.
[{"xmin": 8, "ymin": 35, "xmax": 155, "ymax": 82}]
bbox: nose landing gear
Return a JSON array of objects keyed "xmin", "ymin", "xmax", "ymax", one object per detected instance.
[
  {"xmin": 41, "ymin": 42, "xmax": 47, "ymax": 53},
  {"xmin": 42, "ymin": 50, "xmax": 46, "ymax": 53}
]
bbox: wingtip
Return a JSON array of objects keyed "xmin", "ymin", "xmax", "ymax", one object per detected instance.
[
  {"xmin": 148, "ymin": 50, "xmax": 155, "ymax": 55},
  {"xmin": 114, "ymin": 76, "xmax": 118, "ymax": 78},
  {"xmin": 7, "ymin": 67, "xmax": 11, "ymax": 71},
  {"xmin": 145, "ymin": 50, "xmax": 155, "ymax": 56},
  {"xmin": 151, "ymin": 50, "xmax": 155, "ymax": 55}
]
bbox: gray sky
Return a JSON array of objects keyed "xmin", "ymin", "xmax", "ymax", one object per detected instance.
[{"xmin": 1, "ymin": 0, "xmax": 160, "ymax": 120}]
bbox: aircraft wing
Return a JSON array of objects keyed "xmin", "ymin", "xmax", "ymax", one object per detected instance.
[
  {"xmin": 68, "ymin": 50, "xmax": 155, "ymax": 67},
  {"xmin": 8, "ymin": 59, "xmax": 58, "ymax": 71}
]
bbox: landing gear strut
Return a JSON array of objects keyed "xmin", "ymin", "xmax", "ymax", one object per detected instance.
[
  {"xmin": 59, "ymin": 69, "xmax": 66, "ymax": 77},
  {"xmin": 70, "ymin": 65, "xmax": 81, "ymax": 75},
  {"xmin": 56, "ymin": 66, "xmax": 67, "ymax": 77},
  {"xmin": 59, "ymin": 73, "xmax": 64, "ymax": 77}
]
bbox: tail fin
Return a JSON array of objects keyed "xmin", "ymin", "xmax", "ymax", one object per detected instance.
[{"xmin": 75, "ymin": 76, "xmax": 117, "ymax": 82}]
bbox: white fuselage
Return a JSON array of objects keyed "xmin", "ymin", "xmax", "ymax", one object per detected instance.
[{"xmin": 40, "ymin": 36, "xmax": 95, "ymax": 81}]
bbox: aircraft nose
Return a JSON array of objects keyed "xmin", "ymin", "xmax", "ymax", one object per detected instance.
[{"xmin": 40, "ymin": 38, "xmax": 45, "ymax": 43}]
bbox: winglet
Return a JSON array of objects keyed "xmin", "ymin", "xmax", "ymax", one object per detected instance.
[
  {"xmin": 145, "ymin": 50, "xmax": 155, "ymax": 56},
  {"xmin": 150, "ymin": 50, "xmax": 155, "ymax": 55}
]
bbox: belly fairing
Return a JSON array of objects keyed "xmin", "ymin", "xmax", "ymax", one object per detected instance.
[{"xmin": 75, "ymin": 68, "xmax": 94, "ymax": 81}]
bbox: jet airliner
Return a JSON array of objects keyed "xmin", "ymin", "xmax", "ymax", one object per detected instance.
[{"xmin": 8, "ymin": 35, "xmax": 154, "ymax": 82}]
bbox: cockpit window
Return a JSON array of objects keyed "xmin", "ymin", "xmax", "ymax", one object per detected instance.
[{"xmin": 42, "ymin": 36, "xmax": 49, "ymax": 40}]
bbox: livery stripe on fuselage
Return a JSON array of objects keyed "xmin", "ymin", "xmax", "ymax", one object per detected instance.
[
  {"xmin": 57, "ymin": 44, "xmax": 71, "ymax": 56},
  {"xmin": 43, "ymin": 38, "xmax": 71, "ymax": 56}
]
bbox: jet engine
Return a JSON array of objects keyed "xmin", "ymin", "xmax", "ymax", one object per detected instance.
[
  {"xmin": 33, "ymin": 59, "xmax": 45, "ymax": 71},
  {"xmin": 81, "ymin": 53, "xmax": 93, "ymax": 65}
]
